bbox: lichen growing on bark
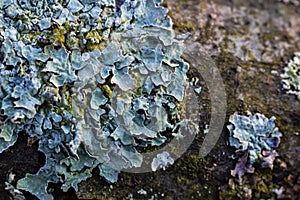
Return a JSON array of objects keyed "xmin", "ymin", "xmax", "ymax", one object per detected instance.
[
  {"xmin": 227, "ymin": 113, "xmax": 282, "ymax": 179},
  {"xmin": 281, "ymin": 52, "xmax": 300, "ymax": 98},
  {"xmin": 0, "ymin": 0, "xmax": 191, "ymax": 199}
]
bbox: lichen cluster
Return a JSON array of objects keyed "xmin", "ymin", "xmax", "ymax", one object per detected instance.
[
  {"xmin": 227, "ymin": 113, "xmax": 282, "ymax": 178},
  {"xmin": 0, "ymin": 0, "xmax": 189, "ymax": 199},
  {"xmin": 281, "ymin": 52, "xmax": 300, "ymax": 98}
]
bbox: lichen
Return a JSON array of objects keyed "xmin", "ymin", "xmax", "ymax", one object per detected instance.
[
  {"xmin": 227, "ymin": 112, "xmax": 282, "ymax": 179},
  {"xmin": 151, "ymin": 151, "xmax": 175, "ymax": 171},
  {"xmin": 0, "ymin": 0, "xmax": 190, "ymax": 199},
  {"xmin": 281, "ymin": 52, "xmax": 300, "ymax": 99}
]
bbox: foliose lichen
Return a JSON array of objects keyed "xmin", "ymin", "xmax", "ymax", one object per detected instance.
[
  {"xmin": 0, "ymin": 0, "xmax": 190, "ymax": 199},
  {"xmin": 281, "ymin": 52, "xmax": 300, "ymax": 99},
  {"xmin": 151, "ymin": 151, "xmax": 175, "ymax": 171},
  {"xmin": 227, "ymin": 113, "xmax": 282, "ymax": 178}
]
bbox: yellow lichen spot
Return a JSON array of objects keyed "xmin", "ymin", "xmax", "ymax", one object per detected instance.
[
  {"xmin": 52, "ymin": 27, "xmax": 66, "ymax": 44},
  {"xmin": 102, "ymin": 85, "xmax": 113, "ymax": 98},
  {"xmin": 85, "ymin": 30, "xmax": 107, "ymax": 51}
]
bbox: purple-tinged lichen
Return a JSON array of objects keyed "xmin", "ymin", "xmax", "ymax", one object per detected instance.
[{"xmin": 227, "ymin": 113, "xmax": 282, "ymax": 178}]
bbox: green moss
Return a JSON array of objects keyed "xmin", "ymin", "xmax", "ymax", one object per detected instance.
[{"xmin": 174, "ymin": 20, "xmax": 197, "ymax": 33}]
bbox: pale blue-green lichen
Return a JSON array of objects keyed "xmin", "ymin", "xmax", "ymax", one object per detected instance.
[
  {"xmin": 151, "ymin": 151, "xmax": 175, "ymax": 171},
  {"xmin": 0, "ymin": 0, "xmax": 190, "ymax": 199},
  {"xmin": 281, "ymin": 52, "xmax": 300, "ymax": 99},
  {"xmin": 228, "ymin": 113, "xmax": 282, "ymax": 164},
  {"xmin": 227, "ymin": 113, "xmax": 282, "ymax": 178}
]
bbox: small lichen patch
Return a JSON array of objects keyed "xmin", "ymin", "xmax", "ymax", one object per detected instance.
[
  {"xmin": 227, "ymin": 113, "xmax": 282, "ymax": 179},
  {"xmin": 281, "ymin": 52, "xmax": 300, "ymax": 99}
]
